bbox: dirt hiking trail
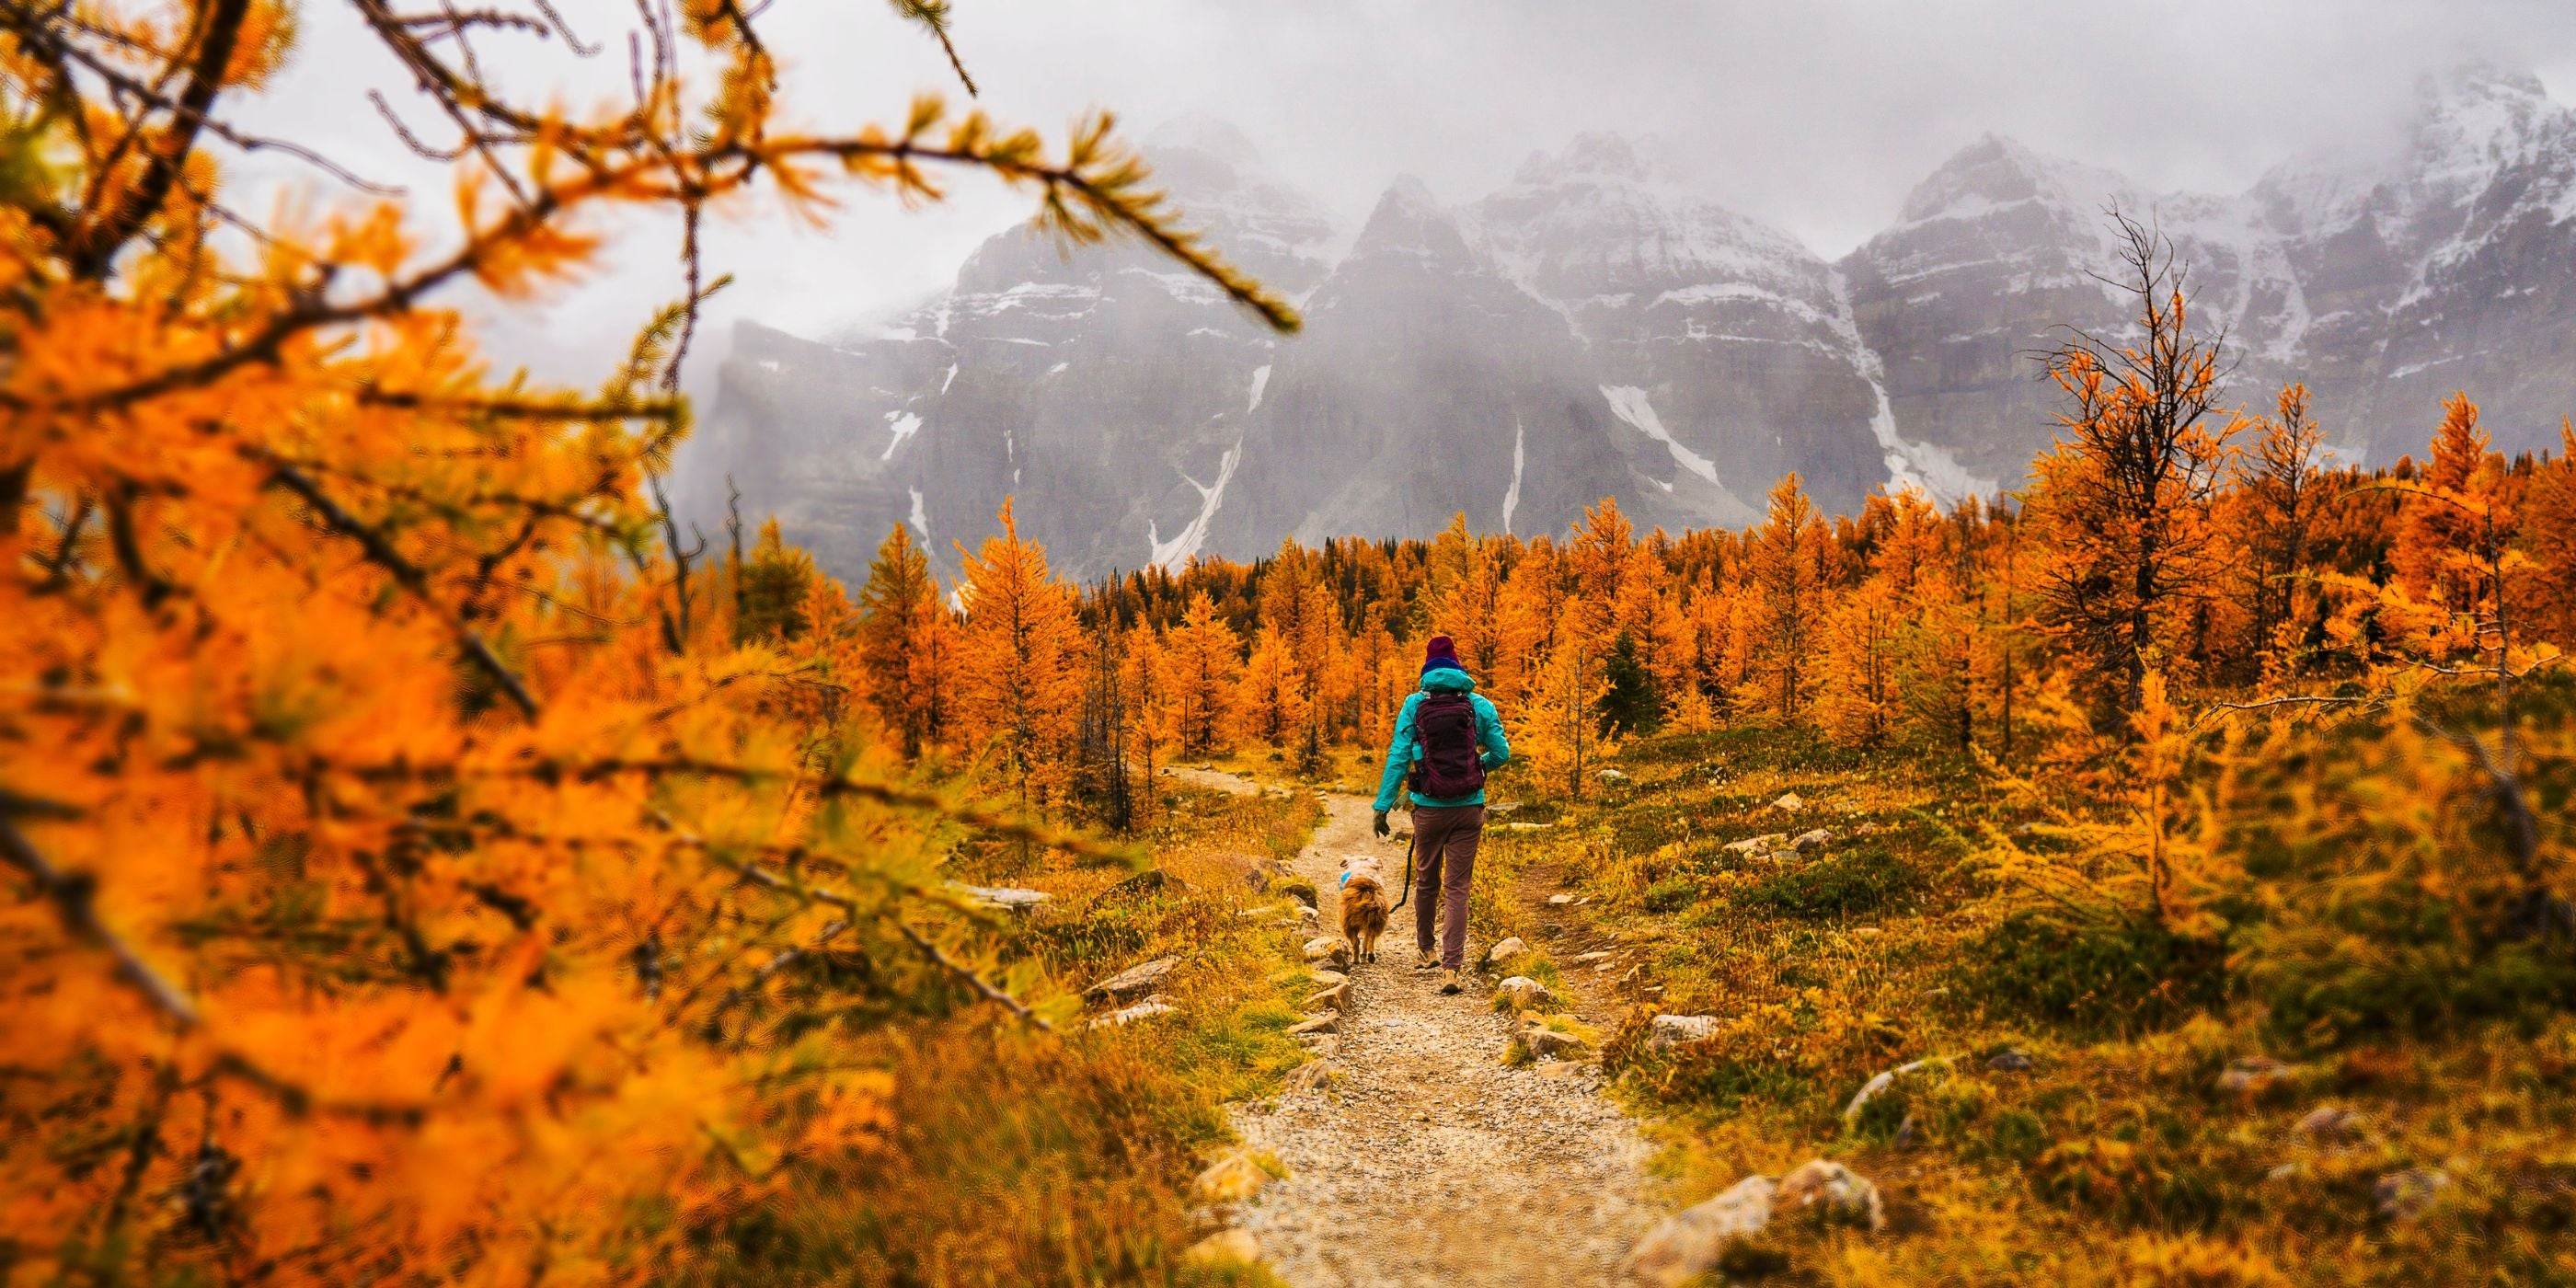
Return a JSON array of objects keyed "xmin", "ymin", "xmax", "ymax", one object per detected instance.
[{"xmin": 1213, "ymin": 782, "xmax": 1658, "ymax": 1287}]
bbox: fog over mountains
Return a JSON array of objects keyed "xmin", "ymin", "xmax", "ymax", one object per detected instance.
[{"xmin": 686, "ymin": 63, "xmax": 2576, "ymax": 582}]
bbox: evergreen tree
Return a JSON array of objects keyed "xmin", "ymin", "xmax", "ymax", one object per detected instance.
[
  {"xmin": 1597, "ymin": 630, "xmax": 1662, "ymax": 736},
  {"xmin": 734, "ymin": 518, "xmax": 819, "ymax": 643}
]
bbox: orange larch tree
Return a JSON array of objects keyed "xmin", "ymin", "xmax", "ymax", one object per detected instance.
[
  {"xmin": 2027, "ymin": 213, "xmax": 2243, "ymax": 718},
  {"xmin": 1745, "ymin": 473, "xmax": 1827, "ymax": 723},
  {"xmin": 0, "ymin": 3, "xmax": 1293, "ymax": 1280},
  {"xmin": 858, "ymin": 522, "xmax": 962, "ymax": 758},
  {"xmin": 1168, "ymin": 591, "xmax": 1241, "ymax": 755},
  {"xmin": 955, "ymin": 500, "xmax": 1084, "ymax": 809}
]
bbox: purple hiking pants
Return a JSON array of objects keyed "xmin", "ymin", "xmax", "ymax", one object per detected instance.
[{"xmin": 1411, "ymin": 804, "xmax": 1486, "ymax": 970}]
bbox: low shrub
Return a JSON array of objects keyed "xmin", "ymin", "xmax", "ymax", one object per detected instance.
[
  {"xmin": 1735, "ymin": 842, "xmax": 1921, "ymax": 919},
  {"xmin": 1964, "ymin": 912, "xmax": 2230, "ymax": 1037}
]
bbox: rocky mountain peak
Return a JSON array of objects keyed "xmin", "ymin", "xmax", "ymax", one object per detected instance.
[
  {"xmin": 1516, "ymin": 132, "xmax": 1659, "ymax": 185},
  {"xmin": 1344, "ymin": 175, "xmax": 1476, "ymax": 267},
  {"xmin": 1893, "ymin": 133, "xmax": 2136, "ymax": 228},
  {"xmin": 2405, "ymin": 59, "xmax": 2571, "ymax": 199},
  {"xmin": 1146, "ymin": 113, "xmax": 1267, "ymax": 167},
  {"xmin": 701, "ymin": 77, "xmax": 2576, "ymax": 586}
]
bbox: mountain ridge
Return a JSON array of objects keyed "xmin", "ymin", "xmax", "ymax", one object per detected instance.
[{"xmin": 688, "ymin": 62, "xmax": 2576, "ymax": 583}]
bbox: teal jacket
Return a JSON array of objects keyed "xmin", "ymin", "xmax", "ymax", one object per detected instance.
[{"xmin": 1373, "ymin": 667, "xmax": 1511, "ymax": 811}]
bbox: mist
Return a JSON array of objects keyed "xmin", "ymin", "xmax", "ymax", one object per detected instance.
[{"xmin": 232, "ymin": 0, "xmax": 2576, "ymax": 397}]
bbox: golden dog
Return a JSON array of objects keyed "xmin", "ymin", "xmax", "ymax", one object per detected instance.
[{"xmin": 1339, "ymin": 871, "xmax": 1389, "ymax": 964}]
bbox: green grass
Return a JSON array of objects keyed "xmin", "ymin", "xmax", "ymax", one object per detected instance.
[{"xmin": 1481, "ymin": 702, "xmax": 2576, "ymax": 1287}]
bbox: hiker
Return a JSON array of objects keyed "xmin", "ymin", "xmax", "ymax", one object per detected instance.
[{"xmin": 1374, "ymin": 634, "xmax": 1511, "ymax": 994}]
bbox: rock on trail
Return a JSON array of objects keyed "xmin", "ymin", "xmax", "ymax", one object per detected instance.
[{"xmin": 1225, "ymin": 790, "xmax": 1656, "ymax": 1286}]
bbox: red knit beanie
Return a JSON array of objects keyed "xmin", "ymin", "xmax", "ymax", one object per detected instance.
[{"xmin": 1422, "ymin": 635, "xmax": 1462, "ymax": 674}]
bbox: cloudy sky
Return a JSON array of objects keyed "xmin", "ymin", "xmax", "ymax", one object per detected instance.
[{"xmin": 237, "ymin": 0, "xmax": 2576, "ymax": 389}]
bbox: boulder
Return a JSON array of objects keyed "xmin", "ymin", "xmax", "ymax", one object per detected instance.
[
  {"xmin": 1985, "ymin": 1048, "xmax": 2035, "ymax": 1073},
  {"xmin": 1191, "ymin": 1154, "xmax": 1274, "ymax": 1202},
  {"xmin": 1302, "ymin": 937, "xmax": 1351, "ymax": 965},
  {"xmin": 2215, "ymin": 1055, "xmax": 2299, "ymax": 1094},
  {"xmin": 1775, "ymin": 1158, "xmax": 1887, "ymax": 1231},
  {"xmin": 1547, "ymin": 892, "xmax": 1576, "ymax": 905},
  {"xmin": 1105, "ymin": 868, "xmax": 1182, "ymax": 898},
  {"xmin": 1085, "ymin": 998, "xmax": 1178, "ymax": 1029},
  {"xmin": 1617, "ymin": 1176, "xmax": 1778, "ymax": 1287},
  {"xmin": 1772, "ymin": 792, "xmax": 1805, "ymax": 813},
  {"xmin": 1598, "ymin": 768, "xmax": 1628, "ymax": 783},
  {"xmin": 1306, "ymin": 969, "xmax": 1350, "ymax": 989},
  {"xmin": 1302, "ymin": 982, "xmax": 1350, "ymax": 1012},
  {"xmin": 2375, "ymin": 1167, "xmax": 2450, "ymax": 1223},
  {"xmin": 1084, "ymin": 956, "xmax": 1179, "ymax": 1006},
  {"xmin": 1723, "ymin": 833, "xmax": 1788, "ymax": 855},
  {"xmin": 1495, "ymin": 976, "xmax": 1558, "ymax": 1009},
  {"xmin": 2294, "ymin": 1107, "xmax": 2366, "ymax": 1147},
  {"xmin": 1791, "ymin": 828, "xmax": 1834, "ymax": 854},
  {"xmin": 1485, "ymin": 937, "xmax": 1530, "ymax": 966},
  {"xmin": 956, "ymin": 884, "xmax": 1050, "ymax": 912},
  {"xmin": 1649, "ymin": 1014, "xmax": 1719, "ymax": 1052},
  {"xmin": 1183, "ymin": 1229, "xmax": 1261, "ymax": 1267},
  {"xmin": 1521, "ymin": 1019, "xmax": 1589, "ymax": 1059},
  {"xmin": 1284, "ymin": 1060, "xmax": 1337, "ymax": 1093},
  {"xmin": 1843, "ymin": 1057, "xmax": 1947, "ymax": 1126},
  {"xmin": 1287, "ymin": 1010, "xmax": 1340, "ymax": 1037}
]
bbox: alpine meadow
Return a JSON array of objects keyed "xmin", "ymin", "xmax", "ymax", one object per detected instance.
[{"xmin": 5, "ymin": 4, "xmax": 2576, "ymax": 1288}]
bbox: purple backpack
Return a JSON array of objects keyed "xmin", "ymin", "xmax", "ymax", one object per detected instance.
[{"xmin": 1409, "ymin": 693, "xmax": 1486, "ymax": 799}]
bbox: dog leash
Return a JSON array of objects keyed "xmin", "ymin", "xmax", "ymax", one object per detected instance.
[{"xmin": 1388, "ymin": 831, "xmax": 1418, "ymax": 913}]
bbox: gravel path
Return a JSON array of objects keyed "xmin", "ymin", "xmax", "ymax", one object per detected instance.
[{"xmin": 1216, "ymin": 787, "xmax": 1657, "ymax": 1287}]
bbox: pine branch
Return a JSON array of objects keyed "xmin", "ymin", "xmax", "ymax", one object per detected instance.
[
  {"xmin": 893, "ymin": 919, "xmax": 1049, "ymax": 1029},
  {"xmin": 0, "ymin": 797, "xmax": 201, "ymax": 1027},
  {"xmin": 888, "ymin": 0, "xmax": 976, "ymax": 97},
  {"xmin": 259, "ymin": 456, "xmax": 541, "ymax": 718}
]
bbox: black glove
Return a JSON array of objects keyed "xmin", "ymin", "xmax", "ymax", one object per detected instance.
[{"xmin": 1373, "ymin": 810, "xmax": 1391, "ymax": 839}]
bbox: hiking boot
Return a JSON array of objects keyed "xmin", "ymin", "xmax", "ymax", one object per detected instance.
[
  {"xmin": 1439, "ymin": 969, "xmax": 1464, "ymax": 995},
  {"xmin": 1415, "ymin": 948, "xmax": 1440, "ymax": 971}
]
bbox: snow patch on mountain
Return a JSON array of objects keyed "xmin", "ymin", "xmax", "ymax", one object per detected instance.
[
  {"xmin": 1824, "ymin": 270, "xmax": 1991, "ymax": 502},
  {"xmin": 1149, "ymin": 440, "xmax": 1244, "ymax": 570},
  {"xmin": 1248, "ymin": 363, "xmax": 1272, "ymax": 414},
  {"xmin": 880, "ymin": 411, "xmax": 923, "ymax": 461},
  {"xmin": 1502, "ymin": 422, "xmax": 1525, "ymax": 534},
  {"xmin": 1601, "ymin": 385, "xmax": 1720, "ymax": 488}
]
